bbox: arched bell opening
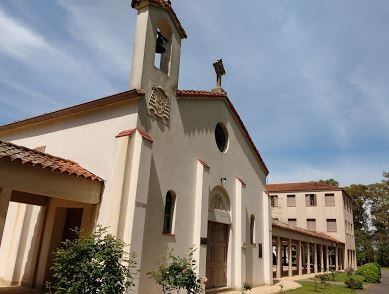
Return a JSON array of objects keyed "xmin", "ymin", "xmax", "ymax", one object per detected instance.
[{"xmin": 154, "ymin": 19, "xmax": 172, "ymax": 75}]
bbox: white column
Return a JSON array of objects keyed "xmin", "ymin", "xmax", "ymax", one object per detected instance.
[
  {"xmin": 0, "ymin": 187, "xmax": 12, "ymax": 245},
  {"xmin": 297, "ymin": 240, "xmax": 302, "ymax": 276},
  {"xmin": 313, "ymin": 243, "xmax": 318, "ymax": 273},
  {"xmin": 192, "ymin": 160, "xmax": 209, "ymax": 277},
  {"xmin": 234, "ymin": 179, "xmax": 244, "ymax": 287},
  {"xmin": 262, "ymin": 192, "xmax": 272, "ymax": 285},
  {"xmin": 99, "ymin": 134, "xmax": 130, "ymax": 235},
  {"xmin": 302, "ymin": 243, "xmax": 306, "ymax": 272},
  {"xmin": 288, "ymin": 238, "xmax": 293, "ymax": 276},
  {"xmin": 320, "ymin": 244, "xmax": 324, "ymax": 273},
  {"xmin": 276, "ymin": 236, "xmax": 281, "ymax": 278},
  {"xmin": 335, "ymin": 246, "xmax": 339, "ymax": 271},
  {"xmin": 325, "ymin": 246, "xmax": 330, "ymax": 271},
  {"xmin": 307, "ymin": 242, "xmax": 311, "ymax": 274},
  {"xmin": 118, "ymin": 131, "xmax": 153, "ymax": 293}
]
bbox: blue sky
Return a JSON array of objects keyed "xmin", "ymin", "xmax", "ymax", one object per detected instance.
[{"xmin": 0, "ymin": 0, "xmax": 388, "ymax": 186}]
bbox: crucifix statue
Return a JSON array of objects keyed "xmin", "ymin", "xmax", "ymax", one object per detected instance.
[{"xmin": 212, "ymin": 59, "xmax": 226, "ymax": 94}]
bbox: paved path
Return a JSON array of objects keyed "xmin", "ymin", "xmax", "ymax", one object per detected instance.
[{"xmin": 367, "ymin": 268, "xmax": 389, "ymax": 293}]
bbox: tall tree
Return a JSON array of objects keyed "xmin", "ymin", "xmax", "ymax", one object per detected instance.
[{"xmin": 368, "ymin": 172, "xmax": 389, "ymax": 266}]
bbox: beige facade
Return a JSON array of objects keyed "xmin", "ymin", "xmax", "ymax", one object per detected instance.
[
  {"xmin": 0, "ymin": 1, "xmax": 273, "ymax": 292},
  {"xmin": 268, "ymin": 182, "xmax": 357, "ymax": 270}
]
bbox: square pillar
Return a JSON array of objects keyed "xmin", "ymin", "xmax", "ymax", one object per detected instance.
[
  {"xmin": 313, "ymin": 243, "xmax": 318, "ymax": 273},
  {"xmin": 288, "ymin": 238, "xmax": 292, "ymax": 277},
  {"xmin": 301, "ymin": 243, "xmax": 305, "ymax": 272},
  {"xmin": 0, "ymin": 187, "xmax": 12, "ymax": 246},
  {"xmin": 335, "ymin": 246, "xmax": 339, "ymax": 271},
  {"xmin": 320, "ymin": 244, "xmax": 324, "ymax": 273},
  {"xmin": 325, "ymin": 246, "xmax": 330, "ymax": 271},
  {"xmin": 234, "ymin": 178, "xmax": 244, "ymax": 287},
  {"xmin": 192, "ymin": 160, "xmax": 210, "ymax": 277},
  {"xmin": 297, "ymin": 240, "xmax": 302, "ymax": 276},
  {"xmin": 307, "ymin": 242, "xmax": 311, "ymax": 274},
  {"xmin": 276, "ymin": 236, "xmax": 281, "ymax": 278}
]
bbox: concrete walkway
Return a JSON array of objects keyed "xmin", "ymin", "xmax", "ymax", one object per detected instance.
[
  {"xmin": 367, "ymin": 268, "xmax": 389, "ymax": 294},
  {"xmin": 221, "ymin": 273, "xmax": 323, "ymax": 294}
]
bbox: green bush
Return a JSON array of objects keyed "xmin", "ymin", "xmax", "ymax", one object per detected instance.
[
  {"xmin": 147, "ymin": 248, "xmax": 204, "ymax": 293},
  {"xmin": 46, "ymin": 226, "xmax": 137, "ymax": 294},
  {"xmin": 345, "ymin": 275, "xmax": 364, "ymax": 289},
  {"xmin": 356, "ymin": 262, "xmax": 381, "ymax": 283}
]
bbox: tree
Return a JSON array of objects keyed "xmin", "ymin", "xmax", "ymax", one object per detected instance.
[
  {"xmin": 46, "ymin": 226, "xmax": 138, "ymax": 294},
  {"xmin": 368, "ymin": 172, "xmax": 389, "ymax": 266},
  {"xmin": 318, "ymin": 179, "xmax": 340, "ymax": 187}
]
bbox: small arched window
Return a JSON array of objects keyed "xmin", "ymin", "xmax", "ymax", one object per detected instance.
[
  {"xmin": 250, "ymin": 215, "xmax": 256, "ymax": 244},
  {"xmin": 163, "ymin": 191, "xmax": 176, "ymax": 234}
]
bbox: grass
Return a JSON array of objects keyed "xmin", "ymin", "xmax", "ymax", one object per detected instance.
[
  {"xmin": 333, "ymin": 272, "xmax": 349, "ymax": 282},
  {"xmin": 286, "ymin": 281, "xmax": 365, "ymax": 293}
]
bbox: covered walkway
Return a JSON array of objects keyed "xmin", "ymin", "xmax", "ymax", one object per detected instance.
[
  {"xmin": 272, "ymin": 220, "xmax": 345, "ymax": 279},
  {"xmin": 0, "ymin": 141, "xmax": 103, "ymax": 290}
]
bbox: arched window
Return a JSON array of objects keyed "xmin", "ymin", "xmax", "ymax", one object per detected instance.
[
  {"xmin": 250, "ymin": 215, "xmax": 255, "ymax": 244},
  {"xmin": 163, "ymin": 191, "xmax": 176, "ymax": 234},
  {"xmin": 215, "ymin": 122, "xmax": 228, "ymax": 152}
]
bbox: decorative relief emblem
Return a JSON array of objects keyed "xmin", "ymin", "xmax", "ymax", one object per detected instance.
[
  {"xmin": 210, "ymin": 193, "xmax": 230, "ymax": 212},
  {"xmin": 149, "ymin": 87, "xmax": 170, "ymax": 121}
]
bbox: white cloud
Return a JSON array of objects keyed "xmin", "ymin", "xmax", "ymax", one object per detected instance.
[{"xmin": 0, "ymin": 8, "xmax": 55, "ymax": 60}]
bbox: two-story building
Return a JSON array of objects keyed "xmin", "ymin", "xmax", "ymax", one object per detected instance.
[{"xmin": 267, "ymin": 181, "xmax": 356, "ymax": 278}]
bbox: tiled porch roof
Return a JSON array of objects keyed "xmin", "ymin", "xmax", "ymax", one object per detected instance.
[
  {"xmin": 272, "ymin": 220, "xmax": 343, "ymax": 244},
  {"xmin": 0, "ymin": 140, "xmax": 103, "ymax": 182}
]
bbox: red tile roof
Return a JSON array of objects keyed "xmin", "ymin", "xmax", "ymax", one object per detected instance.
[
  {"xmin": 176, "ymin": 89, "xmax": 269, "ymax": 176},
  {"xmin": 0, "ymin": 89, "xmax": 144, "ymax": 133},
  {"xmin": 267, "ymin": 182, "xmax": 343, "ymax": 193},
  {"xmin": 116, "ymin": 128, "xmax": 153, "ymax": 143},
  {"xmin": 0, "ymin": 140, "xmax": 103, "ymax": 182},
  {"xmin": 272, "ymin": 219, "xmax": 343, "ymax": 244},
  {"xmin": 131, "ymin": 0, "xmax": 187, "ymax": 39}
]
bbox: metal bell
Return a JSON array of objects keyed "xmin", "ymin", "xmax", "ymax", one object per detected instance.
[{"xmin": 156, "ymin": 31, "xmax": 167, "ymax": 54}]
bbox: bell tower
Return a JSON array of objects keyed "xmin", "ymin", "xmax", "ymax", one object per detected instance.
[{"xmin": 130, "ymin": 0, "xmax": 186, "ymax": 97}]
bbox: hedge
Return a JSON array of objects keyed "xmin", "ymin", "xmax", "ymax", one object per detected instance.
[
  {"xmin": 355, "ymin": 263, "xmax": 381, "ymax": 283},
  {"xmin": 345, "ymin": 275, "xmax": 364, "ymax": 289}
]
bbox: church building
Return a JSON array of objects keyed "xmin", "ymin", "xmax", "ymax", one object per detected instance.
[{"xmin": 0, "ymin": 1, "xmax": 273, "ymax": 292}]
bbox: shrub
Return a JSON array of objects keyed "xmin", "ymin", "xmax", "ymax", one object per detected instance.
[
  {"xmin": 46, "ymin": 226, "xmax": 138, "ymax": 294},
  {"xmin": 345, "ymin": 275, "xmax": 364, "ymax": 289},
  {"xmin": 346, "ymin": 266, "xmax": 354, "ymax": 276},
  {"xmin": 356, "ymin": 262, "xmax": 381, "ymax": 283},
  {"xmin": 147, "ymin": 248, "xmax": 204, "ymax": 293},
  {"xmin": 242, "ymin": 281, "xmax": 252, "ymax": 293}
]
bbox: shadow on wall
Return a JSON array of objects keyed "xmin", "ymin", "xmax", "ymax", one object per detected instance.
[
  {"xmin": 177, "ymin": 100, "xmax": 264, "ymax": 181},
  {"xmin": 138, "ymin": 157, "xmax": 171, "ymax": 293},
  {"xmin": 245, "ymin": 208, "xmax": 254, "ymax": 286}
]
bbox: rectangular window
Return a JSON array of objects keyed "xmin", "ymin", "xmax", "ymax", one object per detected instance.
[
  {"xmin": 288, "ymin": 218, "xmax": 297, "ymax": 227},
  {"xmin": 351, "ymin": 223, "xmax": 353, "ymax": 236},
  {"xmin": 305, "ymin": 194, "xmax": 317, "ymax": 206},
  {"xmin": 325, "ymin": 193, "xmax": 335, "ymax": 206},
  {"xmin": 327, "ymin": 219, "xmax": 337, "ymax": 232},
  {"xmin": 287, "ymin": 195, "xmax": 296, "ymax": 207},
  {"xmin": 271, "ymin": 195, "xmax": 278, "ymax": 207},
  {"xmin": 345, "ymin": 220, "xmax": 348, "ymax": 234},
  {"xmin": 307, "ymin": 219, "xmax": 316, "ymax": 231}
]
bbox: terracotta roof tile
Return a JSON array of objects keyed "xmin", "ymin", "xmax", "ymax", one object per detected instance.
[
  {"xmin": 272, "ymin": 220, "xmax": 343, "ymax": 244},
  {"xmin": 116, "ymin": 128, "xmax": 153, "ymax": 143},
  {"xmin": 131, "ymin": 0, "xmax": 187, "ymax": 39},
  {"xmin": 176, "ymin": 89, "xmax": 269, "ymax": 176},
  {"xmin": 0, "ymin": 140, "xmax": 103, "ymax": 182},
  {"xmin": 267, "ymin": 182, "xmax": 343, "ymax": 193}
]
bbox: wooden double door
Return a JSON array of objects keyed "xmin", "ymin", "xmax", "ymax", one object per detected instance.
[{"xmin": 205, "ymin": 221, "xmax": 229, "ymax": 289}]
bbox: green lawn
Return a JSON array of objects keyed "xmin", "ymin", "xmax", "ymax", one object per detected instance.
[
  {"xmin": 286, "ymin": 281, "xmax": 364, "ymax": 293},
  {"xmin": 333, "ymin": 272, "xmax": 349, "ymax": 282}
]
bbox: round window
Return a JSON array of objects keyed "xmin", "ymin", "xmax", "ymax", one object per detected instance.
[{"xmin": 215, "ymin": 123, "xmax": 228, "ymax": 152}]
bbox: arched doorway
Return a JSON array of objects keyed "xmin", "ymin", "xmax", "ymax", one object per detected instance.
[{"xmin": 205, "ymin": 187, "xmax": 231, "ymax": 290}]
